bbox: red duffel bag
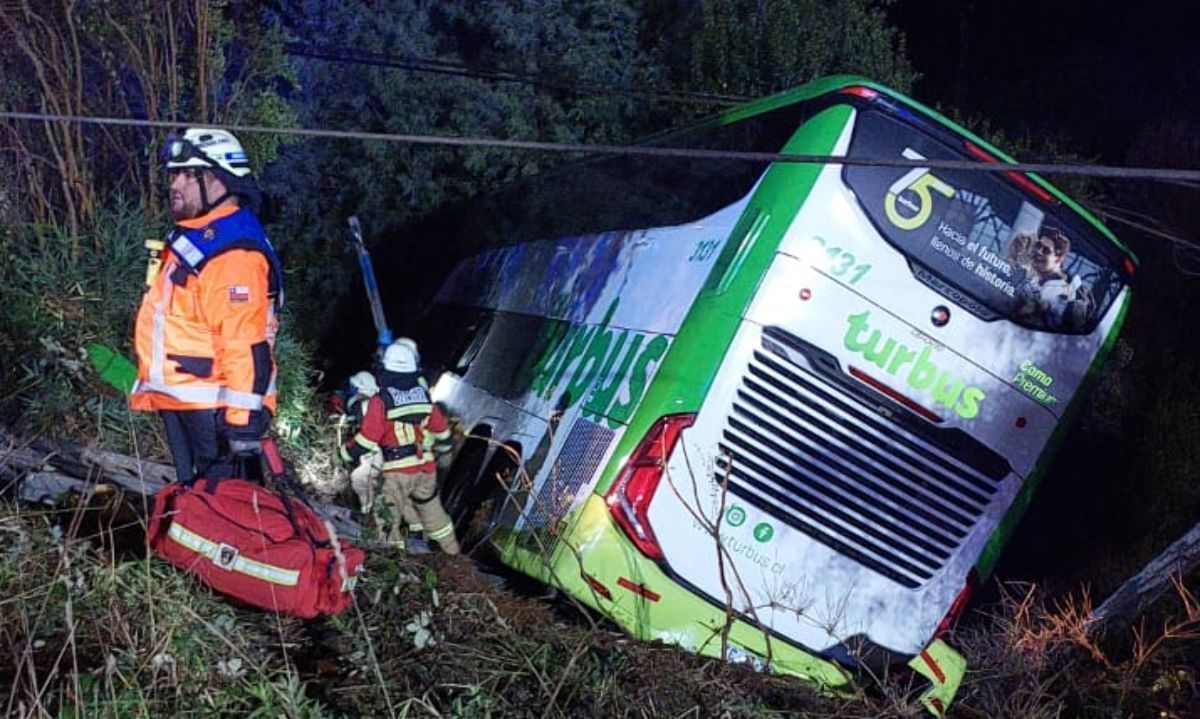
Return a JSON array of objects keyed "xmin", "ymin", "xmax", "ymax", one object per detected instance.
[{"xmin": 146, "ymin": 442, "xmax": 365, "ymax": 618}]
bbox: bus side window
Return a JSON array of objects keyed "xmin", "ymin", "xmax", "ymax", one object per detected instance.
[{"xmin": 452, "ymin": 310, "xmax": 493, "ymax": 376}]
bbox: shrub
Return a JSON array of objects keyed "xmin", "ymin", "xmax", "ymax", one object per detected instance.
[{"xmin": 0, "ymin": 208, "xmax": 324, "ymax": 463}]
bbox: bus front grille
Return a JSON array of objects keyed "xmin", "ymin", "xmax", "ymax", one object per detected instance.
[{"xmin": 717, "ymin": 332, "xmax": 1007, "ymax": 589}]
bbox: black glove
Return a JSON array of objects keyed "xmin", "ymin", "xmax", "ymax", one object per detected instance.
[{"xmin": 226, "ymin": 409, "xmax": 271, "ymax": 455}]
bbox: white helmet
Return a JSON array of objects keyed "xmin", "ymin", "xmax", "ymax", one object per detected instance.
[
  {"xmin": 382, "ymin": 338, "xmax": 419, "ymax": 373},
  {"xmin": 395, "ymin": 337, "xmax": 420, "ymax": 366},
  {"xmin": 348, "ymin": 370, "xmax": 379, "ymax": 397},
  {"xmin": 160, "ymin": 128, "xmax": 252, "ymax": 178}
]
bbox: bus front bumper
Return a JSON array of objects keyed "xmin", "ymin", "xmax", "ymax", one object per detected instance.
[
  {"xmin": 907, "ymin": 638, "xmax": 966, "ymax": 717},
  {"xmin": 527, "ymin": 495, "xmax": 966, "ymax": 716}
]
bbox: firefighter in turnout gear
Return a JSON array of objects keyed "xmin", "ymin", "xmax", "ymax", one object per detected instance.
[
  {"xmin": 341, "ymin": 370, "xmax": 388, "ymax": 512},
  {"xmin": 339, "ymin": 368, "xmax": 430, "ymax": 540},
  {"xmin": 131, "ymin": 128, "xmax": 283, "ymax": 483},
  {"xmin": 343, "ymin": 369, "xmax": 427, "ymax": 537},
  {"xmin": 341, "ymin": 339, "xmax": 459, "ymax": 554}
]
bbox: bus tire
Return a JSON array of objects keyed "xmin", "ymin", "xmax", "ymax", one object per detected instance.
[
  {"xmin": 459, "ymin": 442, "xmax": 521, "ymax": 551},
  {"xmin": 441, "ymin": 427, "xmax": 491, "ymax": 525}
]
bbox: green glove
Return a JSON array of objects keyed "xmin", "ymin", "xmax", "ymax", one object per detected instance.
[{"xmin": 85, "ymin": 343, "xmax": 137, "ymax": 396}]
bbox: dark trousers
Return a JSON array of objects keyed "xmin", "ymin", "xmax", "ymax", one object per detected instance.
[{"xmin": 160, "ymin": 409, "xmax": 237, "ymax": 483}]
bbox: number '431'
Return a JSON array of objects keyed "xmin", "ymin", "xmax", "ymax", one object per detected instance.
[{"xmin": 806, "ymin": 236, "xmax": 871, "ymax": 284}]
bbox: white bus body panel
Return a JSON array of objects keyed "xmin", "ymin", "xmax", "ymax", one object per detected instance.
[
  {"xmin": 647, "ymin": 128, "xmax": 1126, "ymax": 655},
  {"xmin": 433, "ymin": 199, "xmax": 749, "ymax": 529}
]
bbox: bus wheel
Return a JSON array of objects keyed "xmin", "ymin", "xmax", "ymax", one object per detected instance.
[
  {"xmin": 441, "ymin": 427, "xmax": 491, "ymax": 526},
  {"xmin": 459, "ymin": 443, "xmax": 521, "ymax": 552}
]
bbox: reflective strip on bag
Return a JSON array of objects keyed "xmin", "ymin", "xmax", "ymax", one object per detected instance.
[{"xmin": 167, "ymin": 522, "xmax": 300, "ymax": 587}]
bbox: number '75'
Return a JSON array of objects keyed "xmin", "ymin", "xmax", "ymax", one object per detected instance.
[{"xmin": 884, "ymin": 148, "xmax": 955, "ymax": 230}]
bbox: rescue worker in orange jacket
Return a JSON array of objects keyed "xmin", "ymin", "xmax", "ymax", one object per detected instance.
[
  {"xmin": 131, "ymin": 128, "xmax": 283, "ymax": 483},
  {"xmin": 341, "ymin": 339, "xmax": 459, "ymax": 554}
]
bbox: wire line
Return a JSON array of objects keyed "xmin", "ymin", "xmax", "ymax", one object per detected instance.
[
  {"xmin": 284, "ymin": 43, "xmax": 752, "ymax": 107},
  {"xmin": 4, "ymin": 110, "xmax": 1200, "ymax": 183},
  {"xmin": 1093, "ymin": 210, "xmax": 1198, "ymax": 249}
]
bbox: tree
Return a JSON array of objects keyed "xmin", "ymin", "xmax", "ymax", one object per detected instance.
[
  {"xmin": 0, "ymin": 0, "xmax": 296, "ymax": 244},
  {"xmin": 686, "ymin": 0, "xmax": 920, "ymax": 98},
  {"xmin": 261, "ymin": 0, "xmax": 668, "ymax": 354}
]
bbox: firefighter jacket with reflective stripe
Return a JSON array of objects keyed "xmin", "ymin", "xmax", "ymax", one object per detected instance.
[
  {"xmin": 341, "ymin": 379, "xmax": 449, "ymax": 474},
  {"xmin": 342, "ymin": 391, "xmax": 370, "ymax": 428},
  {"xmin": 131, "ymin": 205, "xmax": 283, "ymax": 426},
  {"xmin": 386, "ymin": 376, "xmax": 451, "ymax": 458}
]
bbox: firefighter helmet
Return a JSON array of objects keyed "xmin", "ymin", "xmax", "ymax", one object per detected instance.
[
  {"xmin": 348, "ymin": 370, "xmax": 379, "ymax": 397},
  {"xmin": 382, "ymin": 339, "xmax": 419, "ymax": 373},
  {"xmin": 395, "ymin": 337, "xmax": 420, "ymax": 366}
]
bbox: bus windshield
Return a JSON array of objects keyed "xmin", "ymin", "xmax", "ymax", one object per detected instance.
[{"xmin": 843, "ymin": 110, "xmax": 1124, "ymax": 334}]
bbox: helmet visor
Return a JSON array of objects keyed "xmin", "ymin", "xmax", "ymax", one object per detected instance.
[{"xmin": 159, "ymin": 132, "xmax": 212, "ymax": 169}]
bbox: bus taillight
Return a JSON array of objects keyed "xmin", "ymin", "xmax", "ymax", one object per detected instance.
[
  {"xmin": 935, "ymin": 569, "xmax": 979, "ymax": 636},
  {"xmin": 606, "ymin": 413, "xmax": 697, "ymax": 561},
  {"xmin": 839, "ymin": 86, "xmax": 878, "ymax": 100},
  {"xmin": 962, "ymin": 141, "xmax": 1054, "ymax": 202}
]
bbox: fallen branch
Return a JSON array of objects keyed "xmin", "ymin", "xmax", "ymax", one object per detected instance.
[
  {"xmin": 19, "ymin": 471, "xmax": 91, "ymax": 505},
  {"xmin": 1, "ymin": 426, "xmax": 171, "ymax": 496},
  {"xmin": 1, "ymin": 425, "xmax": 362, "ymax": 540},
  {"xmin": 1087, "ymin": 521, "xmax": 1200, "ymax": 637}
]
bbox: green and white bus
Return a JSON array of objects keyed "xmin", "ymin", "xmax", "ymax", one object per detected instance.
[{"xmin": 420, "ymin": 75, "xmax": 1136, "ymax": 714}]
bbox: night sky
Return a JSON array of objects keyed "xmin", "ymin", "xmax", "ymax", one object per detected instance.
[
  {"xmin": 889, "ymin": 0, "xmax": 1199, "ymax": 163},
  {"xmin": 890, "ymin": 1, "xmax": 1199, "ymax": 590}
]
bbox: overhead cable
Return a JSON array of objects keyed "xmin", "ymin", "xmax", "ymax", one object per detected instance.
[
  {"xmin": 1092, "ymin": 210, "xmax": 1198, "ymax": 249},
  {"xmin": 284, "ymin": 43, "xmax": 751, "ymax": 107},
  {"xmin": 4, "ymin": 110, "xmax": 1200, "ymax": 184}
]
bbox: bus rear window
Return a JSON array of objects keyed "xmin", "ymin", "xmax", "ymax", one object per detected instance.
[{"xmin": 843, "ymin": 110, "xmax": 1124, "ymax": 334}]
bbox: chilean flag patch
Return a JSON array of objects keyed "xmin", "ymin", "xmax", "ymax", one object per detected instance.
[{"xmin": 228, "ymin": 285, "xmax": 251, "ymax": 304}]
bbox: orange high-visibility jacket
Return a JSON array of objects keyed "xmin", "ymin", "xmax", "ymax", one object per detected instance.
[{"xmin": 131, "ymin": 205, "xmax": 283, "ymax": 426}]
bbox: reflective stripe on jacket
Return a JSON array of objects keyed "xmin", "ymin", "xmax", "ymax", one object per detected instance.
[
  {"xmin": 130, "ymin": 205, "xmax": 282, "ymax": 424},
  {"xmin": 342, "ymin": 395, "xmax": 450, "ymax": 474}
]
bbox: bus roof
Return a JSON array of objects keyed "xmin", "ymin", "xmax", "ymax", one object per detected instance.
[{"xmin": 686, "ymin": 75, "xmax": 1137, "ymax": 264}]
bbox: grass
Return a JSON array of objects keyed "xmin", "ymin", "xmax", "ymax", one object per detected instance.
[
  {"xmin": 1, "ymin": 482, "xmax": 1197, "ymax": 719},
  {"xmin": 0, "ymin": 490, "xmax": 846, "ymax": 719},
  {"xmin": 2, "ymin": 212, "xmax": 1198, "ymax": 718}
]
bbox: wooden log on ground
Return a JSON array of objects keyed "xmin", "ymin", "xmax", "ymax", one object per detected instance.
[
  {"xmin": 1087, "ymin": 521, "xmax": 1200, "ymax": 637},
  {"xmin": 19, "ymin": 471, "xmax": 92, "ymax": 504},
  {"xmin": 81, "ymin": 445, "xmax": 176, "ymax": 487},
  {"xmin": 2, "ymin": 425, "xmax": 363, "ymax": 541}
]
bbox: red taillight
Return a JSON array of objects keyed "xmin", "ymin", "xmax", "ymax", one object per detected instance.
[
  {"xmin": 605, "ymin": 413, "xmax": 696, "ymax": 561},
  {"xmin": 963, "ymin": 141, "xmax": 1054, "ymax": 202},
  {"xmin": 839, "ymin": 86, "xmax": 878, "ymax": 100},
  {"xmin": 1004, "ymin": 171, "xmax": 1053, "ymax": 202},
  {"xmin": 935, "ymin": 570, "xmax": 979, "ymax": 636},
  {"xmin": 962, "ymin": 140, "xmax": 995, "ymax": 163}
]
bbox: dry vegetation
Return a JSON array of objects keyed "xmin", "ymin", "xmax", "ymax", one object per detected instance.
[
  {"xmin": 1, "ymin": 207, "xmax": 1197, "ymax": 718},
  {"xmin": 0, "ymin": 489, "xmax": 848, "ymax": 719},
  {"xmin": 1, "ymin": 464, "xmax": 1197, "ymax": 719}
]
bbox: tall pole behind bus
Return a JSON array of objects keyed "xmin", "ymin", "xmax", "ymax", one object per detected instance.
[{"xmin": 348, "ymin": 216, "xmax": 393, "ymax": 352}]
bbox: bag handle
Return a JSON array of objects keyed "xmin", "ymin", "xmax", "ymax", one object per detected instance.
[{"xmin": 261, "ymin": 436, "xmax": 329, "ymax": 546}]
